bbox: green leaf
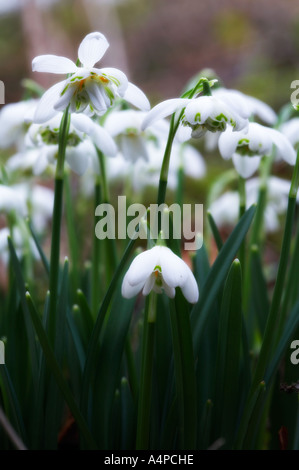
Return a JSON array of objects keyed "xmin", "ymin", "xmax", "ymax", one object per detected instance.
[
  {"xmin": 191, "ymin": 205, "xmax": 256, "ymax": 353},
  {"xmin": 170, "ymin": 290, "xmax": 197, "ymax": 449},
  {"xmin": 214, "ymin": 259, "xmax": 242, "ymax": 447},
  {"xmin": 207, "ymin": 211, "xmax": 223, "ymax": 251},
  {"xmin": 92, "ymin": 290, "xmax": 135, "ymax": 449},
  {"xmin": 25, "ymin": 292, "xmax": 97, "ymax": 450}
]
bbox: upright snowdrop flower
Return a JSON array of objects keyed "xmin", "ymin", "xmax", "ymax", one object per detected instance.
[
  {"xmin": 32, "ymin": 32, "xmax": 150, "ymax": 123},
  {"xmin": 218, "ymin": 123, "xmax": 296, "ymax": 178},
  {"xmin": 122, "ymin": 245, "xmax": 199, "ymax": 304},
  {"xmin": 142, "ymin": 94, "xmax": 248, "ymax": 140}
]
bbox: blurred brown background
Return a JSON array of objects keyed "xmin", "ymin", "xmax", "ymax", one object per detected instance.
[{"xmin": 1, "ymin": 0, "xmax": 299, "ymax": 109}]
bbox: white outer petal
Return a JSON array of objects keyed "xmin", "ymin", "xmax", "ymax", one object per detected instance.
[
  {"xmin": 78, "ymin": 32, "xmax": 109, "ymax": 68},
  {"xmin": 91, "ymin": 124, "xmax": 117, "ymax": 157},
  {"xmin": 65, "ymin": 143, "xmax": 90, "ymax": 175},
  {"xmin": 123, "ymin": 82, "xmax": 150, "ymax": 111},
  {"xmin": 159, "ymin": 246, "xmax": 190, "ymax": 288},
  {"xmin": 218, "ymin": 127, "xmax": 241, "ymax": 160},
  {"xmin": 98, "ymin": 67, "xmax": 128, "ymax": 95},
  {"xmin": 142, "ymin": 273, "xmax": 156, "ymax": 296},
  {"xmin": 124, "ymin": 248, "xmax": 158, "ymax": 287},
  {"xmin": 267, "ymin": 128, "xmax": 296, "ymax": 165},
  {"xmin": 184, "ymin": 96, "xmax": 214, "ymax": 124},
  {"xmin": 71, "ymin": 113, "xmax": 94, "ymax": 134},
  {"xmin": 141, "ymin": 98, "xmax": 190, "ymax": 130},
  {"xmin": 181, "ymin": 273, "xmax": 199, "ymax": 303},
  {"xmin": 34, "ymin": 80, "xmax": 67, "ymax": 123},
  {"xmin": 232, "ymin": 153, "xmax": 261, "ymax": 179},
  {"xmin": 32, "ymin": 54, "xmax": 78, "ymax": 74},
  {"xmin": 122, "ymin": 276, "xmax": 145, "ymax": 299}
]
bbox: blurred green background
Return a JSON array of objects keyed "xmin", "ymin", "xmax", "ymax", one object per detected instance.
[{"xmin": 1, "ymin": 0, "xmax": 299, "ymax": 109}]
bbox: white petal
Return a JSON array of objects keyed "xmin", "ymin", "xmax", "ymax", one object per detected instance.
[
  {"xmin": 122, "ymin": 275, "xmax": 145, "ymax": 299},
  {"xmin": 85, "ymin": 81, "xmax": 108, "ymax": 114},
  {"xmin": 232, "ymin": 153, "xmax": 261, "ymax": 179},
  {"xmin": 268, "ymin": 128, "xmax": 296, "ymax": 165},
  {"xmin": 53, "ymin": 84, "xmax": 75, "ymax": 112},
  {"xmin": 33, "ymin": 81, "xmax": 66, "ymax": 123},
  {"xmin": 175, "ymin": 124, "xmax": 192, "ymax": 143},
  {"xmin": 71, "ymin": 113, "xmax": 95, "ymax": 134},
  {"xmin": 141, "ymin": 98, "xmax": 190, "ymax": 130},
  {"xmin": 181, "ymin": 273, "xmax": 199, "ymax": 303},
  {"xmin": 32, "ymin": 55, "xmax": 78, "ymax": 74},
  {"xmin": 78, "ymin": 32, "xmax": 109, "ymax": 68},
  {"xmin": 142, "ymin": 273, "xmax": 156, "ymax": 296},
  {"xmin": 185, "ymin": 96, "xmax": 214, "ymax": 124},
  {"xmin": 65, "ymin": 143, "xmax": 90, "ymax": 175},
  {"xmin": 245, "ymin": 95, "xmax": 277, "ymax": 125},
  {"xmin": 123, "ymin": 82, "xmax": 150, "ymax": 111},
  {"xmin": 91, "ymin": 124, "xmax": 117, "ymax": 157},
  {"xmin": 159, "ymin": 246, "xmax": 190, "ymax": 288},
  {"xmin": 125, "ymin": 248, "xmax": 158, "ymax": 287},
  {"xmin": 99, "ymin": 67, "xmax": 128, "ymax": 95},
  {"xmin": 119, "ymin": 134, "xmax": 148, "ymax": 162},
  {"xmin": 161, "ymin": 281, "xmax": 176, "ymax": 299},
  {"xmin": 218, "ymin": 127, "xmax": 241, "ymax": 160}
]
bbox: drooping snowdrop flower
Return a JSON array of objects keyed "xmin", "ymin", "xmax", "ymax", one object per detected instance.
[
  {"xmin": 104, "ymin": 109, "xmax": 169, "ymax": 162},
  {"xmin": 218, "ymin": 123, "xmax": 296, "ymax": 179},
  {"xmin": 142, "ymin": 95, "xmax": 248, "ymax": 139},
  {"xmin": 0, "ymin": 100, "xmax": 37, "ymax": 149},
  {"xmin": 0, "ymin": 184, "xmax": 27, "ymax": 216},
  {"xmin": 32, "ymin": 32, "xmax": 150, "ymax": 123},
  {"xmin": 122, "ymin": 245, "xmax": 199, "ymax": 303},
  {"xmin": 17, "ymin": 112, "xmax": 117, "ymax": 175}
]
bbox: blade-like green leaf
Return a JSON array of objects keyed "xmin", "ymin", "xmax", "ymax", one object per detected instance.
[
  {"xmin": 25, "ymin": 292, "xmax": 97, "ymax": 449},
  {"xmin": 191, "ymin": 205, "xmax": 256, "ymax": 353}
]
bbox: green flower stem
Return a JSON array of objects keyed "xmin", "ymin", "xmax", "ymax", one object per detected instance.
[
  {"xmin": 243, "ymin": 154, "xmax": 274, "ymax": 313},
  {"xmin": 136, "ymin": 293, "xmax": 157, "ymax": 450},
  {"xmin": 91, "ymin": 178, "xmax": 102, "ymax": 317},
  {"xmin": 64, "ymin": 172, "xmax": 79, "ymax": 290},
  {"xmin": 96, "ymin": 147, "xmax": 118, "ymax": 283},
  {"xmin": 251, "ymin": 149, "xmax": 299, "ymax": 391},
  {"xmin": 238, "ymin": 175, "xmax": 246, "ymax": 274},
  {"xmin": 48, "ymin": 107, "xmax": 70, "ymax": 347},
  {"xmin": 97, "ymin": 147, "xmax": 110, "ymax": 203}
]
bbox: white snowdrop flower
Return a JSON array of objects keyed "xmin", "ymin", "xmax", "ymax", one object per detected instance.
[
  {"xmin": 218, "ymin": 123, "xmax": 296, "ymax": 179},
  {"xmin": 208, "ymin": 192, "xmax": 240, "ymax": 228},
  {"xmin": 212, "ymin": 88, "xmax": 277, "ymax": 126},
  {"xmin": 131, "ymin": 141, "xmax": 206, "ymax": 192},
  {"xmin": 12, "ymin": 183, "xmax": 54, "ymax": 233},
  {"xmin": 104, "ymin": 109, "xmax": 169, "ymax": 162},
  {"xmin": 0, "ymin": 100, "xmax": 37, "ymax": 149},
  {"xmin": 17, "ymin": 112, "xmax": 117, "ymax": 175},
  {"xmin": 209, "ymin": 176, "xmax": 295, "ymax": 232},
  {"xmin": 122, "ymin": 245, "xmax": 199, "ymax": 303},
  {"xmin": 142, "ymin": 95, "xmax": 248, "ymax": 139},
  {"xmin": 32, "ymin": 32, "xmax": 150, "ymax": 123}
]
